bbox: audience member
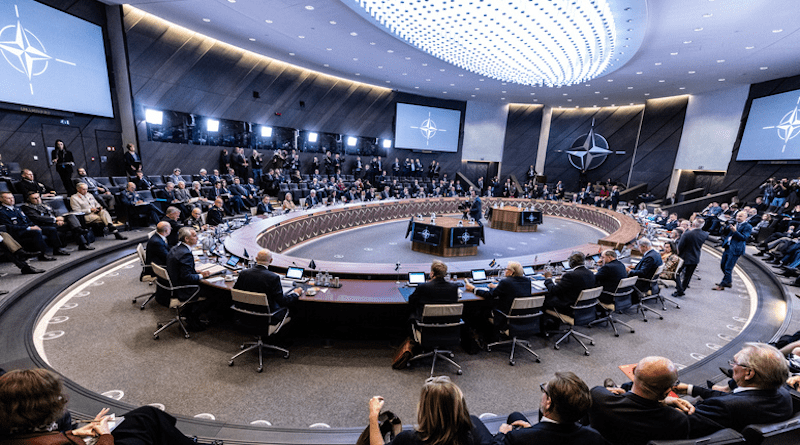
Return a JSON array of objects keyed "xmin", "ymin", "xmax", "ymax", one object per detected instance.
[
  {"xmin": 50, "ymin": 139, "xmax": 75, "ymax": 195},
  {"xmin": 465, "ymin": 261, "xmax": 530, "ymax": 317},
  {"xmin": 594, "ymin": 249, "xmax": 627, "ymax": 302},
  {"xmin": 75, "ymin": 167, "xmax": 115, "ymax": 210},
  {"xmin": 71, "ymin": 183, "xmax": 127, "ymax": 240},
  {"xmin": 16, "ymin": 169, "xmax": 55, "ymax": 198},
  {"xmin": 22, "ymin": 192, "xmax": 93, "ymax": 251},
  {"xmin": 123, "ymin": 143, "xmax": 142, "ymax": 176},
  {"xmin": 206, "ymin": 198, "xmax": 226, "ymax": 226},
  {"xmin": 543, "ymin": 252, "xmax": 595, "ymax": 314},
  {"xmin": 627, "ymin": 238, "xmax": 662, "ymax": 295},
  {"xmin": 120, "ymin": 182, "xmax": 163, "ymax": 225},
  {"xmin": 0, "ymin": 232, "xmax": 44, "ymax": 274},
  {"xmin": 161, "ymin": 206, "xmax": 182, "ymax": 247},
  {"xmin": 674, "ymin": 217, "xmax": 707, "ymax": 296},
  {"xmin": 0, "ymin": 192, "xmax": 61, "ymax": 260},
  {"xmin": 184, "ymin": 207, "xmax": 207, "ymax": 232}
]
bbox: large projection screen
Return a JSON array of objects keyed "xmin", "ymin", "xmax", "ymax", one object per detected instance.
[
  {"xmin": 0, "ymin": 0, "xmax": 114, "ymax": 117},
  {"xmin": 738, "ymin": 89, "xmax": 800, "ymax": 161},
  {"xmin": 395, "ymin": 103, "xmax": 461, "ymax": 152}
]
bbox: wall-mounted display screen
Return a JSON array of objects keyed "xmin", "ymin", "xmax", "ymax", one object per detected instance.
[
  {"xmin": 395, "ymin": 103, "xmax": 461, "ymax": 152},
  {"xmin": 0, "ymin": 0, "xmax": 113, "ymax": 117},
  {"xmin": 738, "ymin": 89, "xmax": 800, "ymax": 161}
]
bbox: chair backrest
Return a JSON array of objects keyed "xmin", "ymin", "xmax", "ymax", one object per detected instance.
[
  {"xmin": 651, "ymin": 264, "xmax": 665, "ymax": 280},
  {"xmin": 507, "ymin": 296, "xmax": 544, "ymax": 337},
  {"xmin": 614, "ymin": 276, "xmax": 640, "ymax": 294},
  {"xmin": 576, "ymin": 286, "xmax": 603, "ymax": 304},
  {"xmin": 111, "ymin": 176, "xmax": 128, "ymax": 187},
  {"xmin": 151, "ymin": 263, "xmax": 171, "ymax": 287},
  {"xmin": 419, "ymin": 303, "xmax": 463, "ymax": 348},
  {"xmin": 611, "ymin": 276, "xmax": 639, "ymax": 311},
  {"xmin": 136, "ymin": 243, "xmax": 146, "ymax": 265},
  {"xmin": 742, "ymin": 412, "xmax": 800, "ymax": 445},
  {"xmin": 572, "ymin": 286, "xmax": 602, "ymax": 326},
  {"xmin": 509, "ymin": 296, "xmax": 545, "ymax": 315},
  {"xmin": 421, "ymin": 303, "xmax": 463, "ymax": 320},
  {"xmin": 231, "ymin": 288, "xmax": 271, "ymax": 310},
  {"xmin": 48, "ymin": 197, "xmax": 69, "ymax": 215}
]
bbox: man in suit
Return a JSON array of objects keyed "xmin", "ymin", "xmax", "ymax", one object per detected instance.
[
  {"xmin": 594, "ymin": 249, "xmax": 628, "ymax": 303},
  {"xmin": 473, "ymin": 372, "xmax": 606, "ymax": 445},
  {"xmin": 589, "ymin": 356, "xmax": 695, "ymax": 445},
  {"xmin": 16, "ymin": 169, "xmax": 55, "ymax": 198},
  {"xmin": 161, "ymin": 207, "xmax": 182, "ymax": 247},
  {"xmin": 206, "ymin": 198, "xmax": 226, "ymax": 226},
  {"xmin": 233, "ymin": 249, "xmax": 303, "ymax": 312},
  {"xmin": 465, "ymin": 261, "xmax": 530, "ymax": 316},
  {"xmin": 76, "ymin": 167, "xmax": 115, "ymax": 211},
  {"xmin": 407, "ymin": 260, "xmax": 459, "ymax": 321},
  {"xmin": 132, "ymin": 171, "xmax": 154, "ymax": 191},
  {"xmin": 145, "ymin": 221, "xmax": 170, "ymax": 282},
  {"xmin": 675, "ymin": 217, "xmax": 708, "ymax": 296},
  {"xmin": 0, "ymin": 232, "xmax": 44, "ymax": 274},
  {"xmin": 164, "ymin": 227, "xmax": 210, "ymax": 328},
  {"xmin": 0, "ymin": 191, "xmax": 60, "ymax": 260},
  {"xmin": 672, "ymin": 342, "xmax": 793, "ymax": 435},
  {"xmin": 304, "ymin": 189, "xmax": 320, "ymax": 208},
  {"xmin": 627, "ymin": 238, "xmax": 663, "ymax": 295},
  {"xmin": 543, "ymin": 252, "xmax": 595, "ymax": 313},
  {"xmin": 120, "ymin": 182, "xmax": 162, "ymax": 225},
  {"xmin": 123, "ymin": 143, "xmax": 141, "ymax": 176},
  {"xmin": 714, "ymin": 210, "xmax": 752, "ymax": 290},
  {"xmin": 468, "ymin": 189, "xmax": 482, "ymax": 221},
  {"xmin": 609, "ymin": 185, "xmax": 620, "ymax": 211},
  {"xmin": 71, "ymin": 183, "xmax": 127, "ymax": 240},
  {"xmin": 22, "ymin": 192, "xmax": 93, "ymax": 251}
]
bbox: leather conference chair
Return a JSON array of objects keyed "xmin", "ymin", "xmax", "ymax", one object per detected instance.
[
  {"xmin": 151, "ymin": 264, "xmax": 201, "ymax": 340},
  {"xmin": 131, "ymin": 243, "xmax": 157, "ymax": 310},
  {"xmin": 590, "ymin": 276, "xmax": 639, "ymax": 337},
  {"xmin": 228, "ymin": 288, "xmax": 291, "ymax": 373},
  {"xmin": 742, "ymin": 412, "xmax": 800, "ymax": 445},
  {"xmin": 645, "ymin": 428, "xmax": 745, "ymax": 445},
  {"xmin": 408, "ymin": 303, "xmax": 464, "ymax": 377},
  {"xmin": 546, "ymin": 286, "xmax": 602, "ymax": 356},
  {"xmin": 633, "ymin": 264, "xmax": 665, "ymax": 322},
  {"xmin": 486, "ymin": 296, "xmax": 544, "ymax": 366},
  {"xmin": 656, "ymin": 257, "xmax": 684, "ymax": 309}
]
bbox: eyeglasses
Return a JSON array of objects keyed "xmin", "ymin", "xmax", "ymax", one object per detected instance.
[
  {"xmin": 728, "ymin": 359, "xmax": 750, "ymax": 369},
  {"xmin": 539, "ymin": 382, "xmax": 548, "ymax": 395}
]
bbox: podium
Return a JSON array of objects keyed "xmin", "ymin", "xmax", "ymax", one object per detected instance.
[
  {"xmin": 408, "ymin": 216, "xmax": 482, "ymax": 257},
  {"xmin": 490, "ymin": 207, "xmax": 542, "ymax": 232}
]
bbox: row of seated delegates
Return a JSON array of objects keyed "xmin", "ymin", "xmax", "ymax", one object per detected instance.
[
  {"xmin": 0, "ymin": 368, "xmax": 197, "ymax": 445},
  {"xmin": 759, "ymin": 176, "xmax": 800, "ymax": 210}
]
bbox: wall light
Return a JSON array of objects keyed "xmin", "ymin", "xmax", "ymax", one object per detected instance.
[
  {"xmin": 145, "ymin": 109, "xmax": 163, "ymax": 125},
  {"xmin": 308, "ymin": 132, "xmax": 319, "ymax": 143},
  {"xmin": 347, "ymin": 137, "xmax": 358, "ymax": 147},
  {"xmin": 207, "ymin": 119, "xmax": 219, "ymax": 132},
  {"xmin": 382, "ymin": 139, "xmax": 392, "ymax": 149},
  {"xmin": 261, "ymin": 126, "xmax": 273, "ymax": 137}
]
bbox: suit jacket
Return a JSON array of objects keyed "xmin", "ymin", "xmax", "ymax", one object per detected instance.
[
  {"xmin": 544, "ymin": 266, "xmax": 595, "ymax": 310},
  {"xmin": 256, "ymin": 202, "xmax": 274, "ymax": 215},
  {"xmin": 594, "ymin": 259, "xmax": 628, "ymax": 301},
  {"xmin": 491, "ymin": 421, "xmax": 607, "ymax": 445},
  {"xmin": 407, "ymin": 277, "xmax": 459, "ymax": 320},
  {"xmin": 721, "ymin": 222, "xmax": 752, "ymax": 256},
  {"xmin": 588, "ymin": 387, "xmax": 692, "ymax": 445},
  {"xmin": 677, "ymin": 228, "xmax": 708, "ymax": 265},
  {"xmin": 70, "ymin": 192, "xmax": 101, "ymax": 214},
  {"xmin": 233, "ymin": 264, "xmax": 297, "ymax": 311},
  {"xmin": 0, "ymin": 204, "xmax": 33, "ymax": 236},
  {"xmin": 469, "ymin": 196, "xmax": 482, "ymax": 220},
  {"xmin": 207, "ymin": 207, "xmax": 225, "ymax": 226},
  {"xmin": 21, "ymin": 203, "xmax": 59, "ymax": 226},
  {"xmin": 690, "ymin": 386, "xmax": 793, "ymax": 435},
  {"xmin": 161, "ymin": 217, "xmax": 182, "ymax": 247},
  {"xmin": 16, "ymin": 179, "xmax": 54, "ymax": 196},
  {"xmin": 133, "ymin": 176, "xmax": 152, "ymax": 190},
  {"xmin": 628, "ymin": 249, "xmax": 663, "ymax": 292},
  {"xmin": 475, "ymin": 275, "xmax": 532, "ymax": 314},
  {"xmin": 166, "ymin": 243, "xmax": 200, "ymax": 300},
  {"xmin": 145, "ymin": 233, "xmax": 169, "ymax": 267}
]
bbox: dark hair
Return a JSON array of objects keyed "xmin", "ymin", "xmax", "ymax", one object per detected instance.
[
  {"xmin": 547, "ymin": 372, "xmax": 592, "ymax": 423},
  {"xmin": 0, "ymin": 369, "xmax": 68, "ymax": 433},
  {"xmin": 568, "ymin": 252, "xmax": 586, "ymax": 269},
  {"xmin": 664, "ymin": 240, "xmax": 678, "ymax": 256}
]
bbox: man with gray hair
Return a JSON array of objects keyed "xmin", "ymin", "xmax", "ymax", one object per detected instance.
[
  {"xmin": 233, "ymin": 249, "xmax": 303, "ymax": 312},
  {"xmin": 672, "ymin": 342, "xmax": 793, "ymax": 434},
  {"xmin": 627, "ymin": 238, "xmax": 662, "ymax": 294},
  {"xmin": 713, "ymin": 210, "xmax": 752, "ymax": 290},
  {"xmin": 465, "ymin": 260, "xmax": 531, "ymax": 315}
]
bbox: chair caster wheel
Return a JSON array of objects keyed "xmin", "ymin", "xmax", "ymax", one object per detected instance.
[
  {"xmin": 486, "ymin": 347, "xmax": 492, "ymax": 352},
  {"xmin": 140, "ymin": 306, "xmax": 145, "ymax": 310},
  {"xmin": 157, "ymin": 323, "xmax": 163, "ymax": 328},
  {"xmin": 658, "ymin": 316, "xmax": 664, "ymax": 320},
  {"xmin": 131, "ymin": 299, "xmax": 136, "ymax": 304},
  {"xmin": 584, "ymin": 351, "xmax": 591, "ymax": 356},
  {"xmin": 184, "ymin": 334, "xmax": 190, "ymax": 339},
  {"xmin": 643, "ymin": 319, "xmax": 648, "ymax": 322},
  {"xmin": 614, "ymin": 333, "xmax": 620, "ymax": 337},
  {"xmin": 509, "ymin": 360, "xmax": 515, "ymax": 366},
  {"xmin": 240, "ymin": 345, "xmax": 246, "ymax": 350},
  {"xmin": 630, "ymin": 330, "xmax": 635, "ymax": 333},
  {"xmin": 283, "ymin": 353, "xmax": 290, "ymax": 359},
  {"xmin": 456, "ymin": 369, "xmax": 463, "ymax": 375},
  {"xmin": 449, "ymin": 353, "xmax": 455, "ymax": 358},
  {"xmin": 257, "ymin": 367, "xmax": 263, "ymax": 373},
  {"xmin": 535, "ymin": 358, "xmax": 541, "ymax": 363},
  {"xmin": 153, "ymin": 335, "xmax": 159, "ymax": 340},
  {"xmin": 676, "ymin": 305, "xmax": 681, "ymax": 309},
  {"xmin": 228, "ymin": 360, "xmax": 234, "ymax": 367},
  {"xmin": 590, "ymin": 341, "xmax": 595, "ymax": 345},
  {"xmin": 554, "ymin": 345, "xmax": 559, "ymax": 350}
]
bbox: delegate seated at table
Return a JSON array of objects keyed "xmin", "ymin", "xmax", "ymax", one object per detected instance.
[{"xmin": 233, "ymin": 249, "xmax": 302, "ymax": 311}]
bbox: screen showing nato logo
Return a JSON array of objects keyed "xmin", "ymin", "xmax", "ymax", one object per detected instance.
[
  {"xmin": 395, "ymin": 103, "xmax": 461, "ymax": 152},
  {"xmin": 0, "ymin": 0, "xmax": 113, "ymax": 117},
  {"xmin": 738, "ymin": 88, "xmax": 800, "ymax": 161}
]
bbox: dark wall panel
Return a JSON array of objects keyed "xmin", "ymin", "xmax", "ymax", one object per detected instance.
[
  {"xmin": 501, "ymin": 104, "xmax": 543, "ymax": 183},
  {"xmin": 718, "ymin": 74, "xmax": 800, "ymax": 203}
]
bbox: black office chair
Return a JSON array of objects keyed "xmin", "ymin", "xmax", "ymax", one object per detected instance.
[
  {"xmin": 590, "ymin": 276, "xmax": 638, "ymax": 337},
  {"xmin": 633, "ymin": 264, "xmax": 665, "ymax": 322},
  {"xmin": 546, "ymin": 286, "xmax": 602, "ymax": 356},
  {"xmin": 408, "ymin": 303, "xmax": 464, "ymax": 377},
  {"xmin": 151, "ymin": 264, "xmax": 201, "ymax": 340},
  {"xmin": 228, "ymin": 288, "xmax": 291, "ymax": 373},
  {"xmin": 486, "ymin": 296, "xmax": 544, "ymax": 366},
  {"xmin": 645, "ymin": 428, "xmax": 745, "ymax": 444},
  {"xmin": 742, "ymin": 412, "xmax": 800, "ymax": 445},
  {"xmin": 131, "ymin": 243, "xmax": 157, "ymax": 310}
]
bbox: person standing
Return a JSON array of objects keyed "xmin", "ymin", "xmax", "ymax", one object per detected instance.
[
  {"xmin": 675, "ymin": 217, "xmax": 708, "ymax": 296},
  {"xmin": 713, "ymin": 210, "xmax": 752, "ymax": 290},
  {"xmin": 123, "ymin": 143, "xmax": 141, "ymax": 176},
  {"xmin": 51, "ymin": 139, "xmax": 75, "ymax": 194}
]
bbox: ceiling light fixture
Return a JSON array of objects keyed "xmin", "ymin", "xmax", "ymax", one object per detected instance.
[{"xmin": 351, "ymin": 0, "xmax": 638, "ymax": 88}]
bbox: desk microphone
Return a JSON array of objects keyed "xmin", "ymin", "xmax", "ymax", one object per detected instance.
[{"xmin": 395, "ymin": 261, "xmax": 401, "ymax": 272}]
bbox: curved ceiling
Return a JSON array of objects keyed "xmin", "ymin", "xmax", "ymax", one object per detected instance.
[{"xmin": 105, "ymin": 0, "xmax": 800, "ymax": 108}]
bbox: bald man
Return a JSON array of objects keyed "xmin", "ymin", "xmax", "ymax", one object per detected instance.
[
  {"xmin": 589, "ymin": 356, "xmax": 695, "ymax": 445},
  {"xmin": 233, "ymin": 249, "xmax": 302, "ymax": 312}
]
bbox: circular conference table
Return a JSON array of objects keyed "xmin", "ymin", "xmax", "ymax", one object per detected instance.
[{"xmin": 222, "ymin": 197, "xmax": 642, "ymax": 281}]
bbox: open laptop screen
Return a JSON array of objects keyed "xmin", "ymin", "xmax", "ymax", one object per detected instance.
[
  {"xmin": 286, "ymin": 267, "xmax": 304, "ymax": 280},
  {"xmin": 226, "ymin": 255, "xmax": 241, "ymax": 267},
  {"xmin": 471, "ymin": 269, "xmax": 487, "ymax": 281},
  {"xmin": 408, "ymin": 272, "xmax": 426, "ymax": 285},
  {"xmin": 522, "ymin": 266, "xmax": 536, "ymax": 276}
]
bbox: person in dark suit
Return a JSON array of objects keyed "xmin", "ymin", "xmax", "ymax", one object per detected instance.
[
  {"xmin": 594, "ymin": 249, "xmax": 628, "ymax": 303},
  {"xmin": 233, "ymin": 249, "xmax": 303, "ymax": 312},
  {"xmin": 609, "ymin": 185, "xmax": 620, "ymax": 211},
  {"xmin": 468, "ymin": 189, "xmax": 482, "ymax": 221},
  {"xmin": 627, "ymin": 238, "xmax": 663, "ymax": 295},
  {"xmin": 123, "ymin": 143, "xmax": 141, "ymax": 176},
  {"xmin": 22, "ymin": 192, "xmax": 93, "ymax": 251},
  {"xmin": 465, "ymin": 261, "xmax": 531, "ymax": 315},
  {"xmin": 120, "ymin": 182, "xmax": 163, "ymax": 225},
  {"xmin": 675, "ymin": 217, "xmax": 708, "ymax": 296},
  {"xmin": 0, "ymin": 191, "xmax": 59, "ymax": 260},
  {"xmin": 161, "ymin": 207, "xmax": 183, "ymax": 247},
  {"xmin": 472, "ymin": 372, "xmax": 607, "ymax": 445},
  {"xmin": 206, "ymin": 198, "xmax": 226, "ymax": 226},
  {"xmin": 304, "ymin": 189, "xmax": 320, "ymax": 208},
  {"xmin": 543, "ymin": 252, "xmax": 595, "ymax": 313},
  {"xmin": 714, "ymin": 210, "xmax": 752, "ymax": 290},
  {"xmin": 132, "ymin": 171, "xmax": 154, "ymax": 191},
  {"xmin": 589, "ymin": 356, "xmax": 695, "ymax": 445},
  {"xmin": 145, "ymin": 221, "xmax": 170, "ymax": 284},
  {"xmin": 165, "ymin": 228, "xmax": 210, "ymax": 321},
  {"xmin": 16, "ymin": 169, "xmax": 56, "ymax": 197},
  {"xmin": 256, "ymin": 195, "xmax": 274, "ymax": 215},
  {"xmin": 408, "ymin": 260, "xmax": 459, "ymax": 321},
  {"xmin": 51, "ymin": 139, "xmax": 76, "ymax": 195},
  {"xmin": 671, "ymin": 342, "xmax": 793, "ymax": 435}
]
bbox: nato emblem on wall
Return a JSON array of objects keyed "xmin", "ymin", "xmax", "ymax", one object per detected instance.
[{"xmin": 566, "ymin": 121, "xmax": 625, "ymax": 171}]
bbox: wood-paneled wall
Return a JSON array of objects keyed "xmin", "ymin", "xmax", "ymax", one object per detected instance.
[{"xmin": 501, "ymin": 104, "xmax": 544, "ymax": 182}]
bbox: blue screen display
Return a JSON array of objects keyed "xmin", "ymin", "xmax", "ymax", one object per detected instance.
[
  {"xmin": 0, "ymin": 0, "xmax": 113, "ymax": 117},
  {"xmin": 395, "ymin": 103, "xmax": 461, "ymax": 152},
  {"xmin": 738, "ymin": 89, "xmax": 800, "ymax": 161}
]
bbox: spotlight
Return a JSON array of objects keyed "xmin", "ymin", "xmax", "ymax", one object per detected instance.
[
  {"xmin": 261, "ymin": 126, "xmax": 273, "ymax": 137},
  {"xmin": 382, "ymin": 139, "xmax": 392, "ymax": 149},
  {"xmin": 346, "ymin": 137, "xmax": 358, "ymax": 147},
  {"xmin": 207, "ymin": 119, "xmax": 219, "ymax": 132},
  {"xmin": 145, "ymin": 109, "xmax": 162, "ymax": 125},
  {"xmin": 308, "ymin": 132, "xmax": 319, "ymax": 143}
]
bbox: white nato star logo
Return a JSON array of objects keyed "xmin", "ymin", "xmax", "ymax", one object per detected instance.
[
  {"xmin": 420, "ymin": 228, "xmax": 432, "ymax": 240},
  {"xmin": 566, "ymin": 120, "xmax": 625, "ymax": 171},
  {"xmin": 763, "ymin": 95, "xmax": 800, "ymax": 153},
  {"xmin": 527, "ymin": 213, "xmax": 537, "ymax": 223},
  {"xmin": 410, "ymin": 112, "xmax": 447, "ymax": 146},
  {"xmin": 459, "ymin": 231, "xmax": 472, "ymax": 244},
  {"xmin": 0, "ymin": 4, "xmax": 75, "ymax": 95}
]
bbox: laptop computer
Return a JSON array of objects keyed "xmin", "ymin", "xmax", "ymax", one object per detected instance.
[
  {"xmin": 407, "ymin": 272, "xmax": 426, "ymax": 287},
  {"xmin": 561, "ymin": 260, "xmax": 572, "ymax": 271},
  {"xmin": 224, "ymin": 255, "xmax": 243, "ymax": 270},
  {"xmin": 285, "ymin": 266, "xmax": 308, "ymax": 282},
  {"xmin": 470, "ymin": 269, "xmax": 492, "ymax": 284},
  {"xmin": 523, "ymin": 265, "xmax": 545, "ymax": 280}
]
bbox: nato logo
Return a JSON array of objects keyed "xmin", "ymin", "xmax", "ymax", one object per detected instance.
[
  {"xmin": 762, "ymin": 94, "xmax": 800, "ymax": 153},
  {"xmin": 566, "ymin": 120, "xmax": 625, "ymax": 171},
  {"xmin": 410, "ymin": 111, "xmax": 447, "ymax": 146}
]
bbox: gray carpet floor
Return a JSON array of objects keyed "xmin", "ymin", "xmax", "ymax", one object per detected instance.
[
  {"xmin": 285, "ymin": 216, "xmax": 607, "ymax": 263},
  {"xmin": 37, "ymin": 243, "xmax": 759, "ymax": 429}
]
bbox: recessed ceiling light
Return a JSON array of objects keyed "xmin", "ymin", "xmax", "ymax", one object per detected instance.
[
  {"xmin": 353, "ymin": 58, "xmax": 358, "ymax": 61},
  {"xmin": 717, "ymin": 59, "xmax": 725, "ymax": 63},
  {"xmin": 350, "ymin": 32, "xmax": 358, "ymax": 36},
  {"xmin": 329, "ymin": 21, "xmax": 336, "ymax": 25},
  {"xmin": 603, "ymin": 97, "xmax": 608, "ymax": 100},
  {"xmin": 443, "ymin": 91, "xmax": 447, "ymax": 94},
  {"xmin": 249, "ymin": 38, "xmax": 256, "ymax": 41},
  {"xmin": 323, "ymin": 64, "xmax": 329, "ymax": 67},
  {"xmin": 355, "ymin": 73, "xmax": 360, "ymax": 76},
  {"xmin": 679, "ymin": 87, "xmax": 686, "ymax": 90},
  {"xmin": 305, "ymin": 5, "xmax": 314, "ymax": 10},
  {"xmin": 683, "ymin": 40, "xmax": 692, "ymax": 44},
  {"xmin": 425, "ymin": 79, "xmax": 431, "ymax": 81},
  {"xmin": 627, "ymin": 86, "xmax": 633, "ymax": 89},
  {"xmin": 439, "ymin": 68, "xmax": 445, "ymax": 72},
  {"xmin": 298, "ymin": 35, "xmax": 305, "ymax": 39},
  {"xmin": 471, "ymin": 94, "xmax": 476, "ymax": 97},
  {"xmin": 458, "ymin": 74, "xmax": 464, "ymax": 77},
  {"xmin": 688, "ymin": 70, "xmax": 696, "ymax": 74},
  {"xmin": 531, "ymin": 92, "xmax": 535, "ymax": 95},
  {"xmin": 405, "ymin": 57, "xmax": 411, "ymax": 60},
  {"xmin": 659, "ymin": 79, "xmax": 665, "ymax": 82},
  {"xmin": 533, "ymin": 99, "xmax": 538, "ymax": 102},
  {"xmin": 502, "ymin": 91, "xmax": 507, "ymax": 93},
  {"xmin": 450, "ymin": 84, "xmax": 455, "ymax": 86},
  {"xmin": 636, "ymin": 71, "xmax": 643, "ymax": 74},
  {"xmin": 475, "ymin": 87, "xmax": 480, "ymax": 90},
  {"xmin": 694, "ymin": 27, "xmax": 703, "ymax": 31},
  {"xmin": 773, "ymin": 29, "xmax": 783, "ymax": 33},
  {"xmin": 563, "ymin": 93, "xmax": 568, "ymax": 96},
  {"xmin": 378, "ymin": 66, "xmax": 383, "ymax": 69},
  {"xmin": 670, "ymin": 52, "xmax": 678, "ymax": 55},
  {"xmin": 760, "ymin": 66, "xmax": 768, "ymax": 70},
  {"xmin": 702, "ymin": 13, "xmax": 712, "ymax": 17},
  {"xmin": 718, "ymin": 78, "xmax": 725, "ymax": 81},
  {"xmin": 369, "ymin": 42, "xmax": 376, "ymax": 45},
  {"xmin": 654, "ymin": 62, "xmax": 662, "ymax": 65},
  {"xmin": 414, "ymin": 86, "xmax": 419, "ymax": 89},
  {"xmin": 745, "ymin": 46, "xmax": 755, "ymax": 49},
  {"xmin": 402, "ymin": 73, "xmax": 407, "ymax": 75},
  {"xmin": 422, "ymin": 63, "xmax": 428, "ymax": 66},
  {"xmin": 595, "ymin": 91, "xmax": 600, "ymax": 94},
  {"xmin": 502, "ymin": 98, "xmax": 507, "ymax": 101},
  {"xmin": 326, "ymin": 48, "xmax": 332, "ymax": 51},
  {"xmin": 202, "ymin": 18, "xmax": 210, "ymax": 22},
  {"xmin": 227, "ymin": 0, "xmax": 235, "ymax": 3},
  {"xmin": 607, "ymin": 79, "xmax": 614, "ymax": 82},
  {"xmin": 479, "ymin": 79, "xmax": 485, "ymax": 82},
  {"xmin": 387, "ymin": 50, "xmax": 394, "ymax": 53},
  {"xmin": 567, "ymin": 99, "xmax": 572, "ymax": 102},
  {"xmin": 386, "ymin": 81, "xmax": 391, "ymax": 83},
  {"xmin": 502, "ymin": 83, "xmax": 507, "ymax": 86},
  {"xmin": 288, "ymin": 52, "xmax": 295, "ymax": 56},
  {"xmin": 265, "ymin": 19, "xmax": 273, "ymax": 24},
  {"xmin": 644, "ymin": 93, "xmax": 650, "ymax": 96}
]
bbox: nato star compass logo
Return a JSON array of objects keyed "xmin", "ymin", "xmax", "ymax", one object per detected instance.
[
  {"xmin": 410, "ymin": 112, "xmax": 447, "ymax": 146},
  {"xmin": 566, "ymin": 119, "xmax": 625, "ymax": 171},
  {"xmin": 458, "ymin": 231, "xmax": 472, "ymax": 244},
  {"xmin": 762, "ymin": 95, "xmax": 800, "ymax": 153},
  {"xmin": 419, "ymin": 228, "xmax": 432, "ymax": 241},
  {"xmin": 526, "ymin": 213, "xmax": 537, "ymax": 223},
  {"xmin": 0, "ymin": 4, "xmax": 75, "ymax": 95}
]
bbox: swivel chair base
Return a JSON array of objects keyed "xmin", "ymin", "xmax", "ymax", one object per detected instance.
[
  {"xmin": 228, "ymin": 335, "xmax": 289, "ymax": 373},
  {"xmin": 589, "ymin": 312, "xmax": 635, "ymax": 337},
  {"xmin": 153, "ymin": 315, "xmax": 190, "ymax": 339},
  {"xmin": 408, "ymin": 348, "xmax": 463, "ymax": 377},
  {"xmin": 487, "ymin": 337, "xmax": 540, "ymax": 366},
  {"xmin": 549, "ymin": 328, "xmax": 594, "ymax": 356},
  {"xmin": 132, "ymin": 291, "xmax": 155, "ymax": 310}
]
